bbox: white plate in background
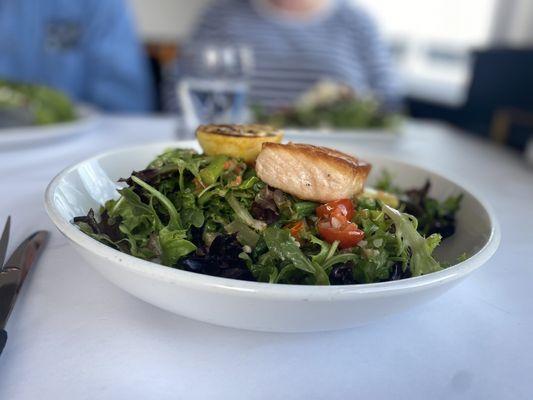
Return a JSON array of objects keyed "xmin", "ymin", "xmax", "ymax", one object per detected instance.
[
  {"xmin": 283, "ymin": 127, "xmax": 402, "ymax": 143},
  {"xmin": 0, "ymin": 104, "xmax": 100, "ymax": 149}
]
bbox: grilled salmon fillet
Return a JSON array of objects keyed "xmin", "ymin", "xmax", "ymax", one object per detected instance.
[{"xmin": 255, "ymin": 143, "xmax": 371, "ymax": 202}]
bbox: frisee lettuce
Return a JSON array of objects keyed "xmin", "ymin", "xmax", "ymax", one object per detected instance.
[{"xmin": 381, "ymin": 203, "xmax": 442, "ymax": 276}]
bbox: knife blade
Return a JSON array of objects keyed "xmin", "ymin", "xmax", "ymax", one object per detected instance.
[
  {"xmin": 2, "ymin": 230, "xmax": 48, "ymax": 283},
  {"xmin": 0, "ymin": 216, "xmax": 10, "ymax": 269},
  {"xmin": 0, "ymin": 268, "xmax": 21, "ymax": 331},
  {"xmin": 0, "ymin": 329, "xmax": 6, "ymax": 355},
  {"xmin": 0, "ymin": 230, "xmax": 48, "ymax": 355}
]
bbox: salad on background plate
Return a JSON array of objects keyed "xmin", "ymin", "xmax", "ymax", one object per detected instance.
[
  {"xmin": 0, "ymin": 80, "xmax": 99, "ymax": 148},
  {"xmin": 253, "ymin": 81, "xmax": 402, "ymax": 132},
  {"xmin": 73, "ymin": 124, "xmax": 462, "ymax": 286},
  {"xmin": 0, "ymin": 80, "xmax": 76, "ymax": 128}
]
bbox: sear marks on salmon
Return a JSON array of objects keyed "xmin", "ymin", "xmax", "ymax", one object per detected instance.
[{"xmin": 255, "ymin": 143, "xmax": 371, "ymax": 202}]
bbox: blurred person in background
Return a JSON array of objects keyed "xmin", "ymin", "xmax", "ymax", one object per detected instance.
[
  {"xmin": 171, "ymin": 0, "xmax": 401, "ymax": 112},
  {"xmin": 0, "ymin": 0, "xmax": 154, "ymax": 112}
]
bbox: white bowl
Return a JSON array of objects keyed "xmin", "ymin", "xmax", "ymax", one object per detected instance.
[{"xmin": 44, "ymin": 141, "xmax": 500, "ymax": 332}]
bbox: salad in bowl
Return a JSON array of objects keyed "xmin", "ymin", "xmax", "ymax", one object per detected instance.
[{"xmin": 73, "ymin": 124, "xmax": 463, "ymax": 286}]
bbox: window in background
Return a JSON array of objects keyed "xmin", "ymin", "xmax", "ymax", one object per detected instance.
[{"xmin": 354, "ymin": 0, "xmax": 499, "ymax": 105}]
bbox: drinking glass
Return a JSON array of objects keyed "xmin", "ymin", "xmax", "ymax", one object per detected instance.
[{"xmin": 177, "ymin": 43, "xmax": 254, "ymax": 137}]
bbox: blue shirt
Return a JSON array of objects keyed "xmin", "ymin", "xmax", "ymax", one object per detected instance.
[
  {"xmin": 175, "ymin": 0, "xmax": 400, "ymax": 112},
  {"xmin": 0, "ymin": 0, "xmax": 153, "ymax": 112}
]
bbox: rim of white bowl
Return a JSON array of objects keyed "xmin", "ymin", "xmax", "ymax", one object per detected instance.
[{"xmin": 44, "ymin": 141, "xmax": 501, "ymax": 300}]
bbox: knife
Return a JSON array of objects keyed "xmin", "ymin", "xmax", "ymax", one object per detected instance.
[
  {"xmin": 0, "ymin": 230, "xmax": 49, "ymax": 355},
  {"xmin": 0, "ymin": 216, "xmax": 10, "ymax": 269}
]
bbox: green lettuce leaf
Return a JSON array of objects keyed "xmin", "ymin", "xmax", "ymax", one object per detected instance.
[
  {"xmin": 381, "ymin": 203, "xmax": 442, "ymax": 277},
  {"xmin": 130, "ymin": 176, "xmax": 195, "ymax": 264},
  {"xmin": 263, "ymin": 227, "xmax": 329, "ymax": 285},
  {"xmin": 159, "ymin": 228, "xmax": 197, "ymax": 266},
  {"xmin": 226, "ymin": 192, "xmax": 267, "ymax": 231}
]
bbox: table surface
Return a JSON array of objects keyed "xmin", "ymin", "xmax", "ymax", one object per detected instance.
[{"xmin": 0, "ymin": 117, "xmax": 532, "ymax": 400}]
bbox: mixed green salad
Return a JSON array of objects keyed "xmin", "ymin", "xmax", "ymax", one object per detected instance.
[
  {"xmin": 253, "ymin": 81, "xmax": 401, "ymax": 130},
  {"xmin": 73, "ymin": 148, "xmax": 462, "ymax": 285},
  {"xmin": 254, "ymin": 98, "xmax": 400, "ymax": 131},
  {"xmin": 0, "ymin": 80, "xmax": 76, "ymax": 128}
]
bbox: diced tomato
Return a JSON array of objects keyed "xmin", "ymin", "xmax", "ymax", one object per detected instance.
[
  {"xmin": 316, "ymin": 199, "xmax": 354, "ymax": 221},
  {"xmin": 318, "ymin": 219, "xmax": 364, "ymax": 249},
  {"xmin": 286, "ymin": 220, "xmax": 305, "ymax": 240},
  {"xmin": 223, "ymin": 160, "xmax": 236, "ymax": 170},
  {"xmin": 316, "ymin": 198, "xmax": 362, "ymax": 248},
  {"xmin": 229, "ymin": 175, "xmax": 243, "ymax": 187}
]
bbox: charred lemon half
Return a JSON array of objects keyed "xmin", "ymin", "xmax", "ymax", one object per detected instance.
[{"xmin": 196, "ymin": 124, "xmax": 283, "ymax": 163}]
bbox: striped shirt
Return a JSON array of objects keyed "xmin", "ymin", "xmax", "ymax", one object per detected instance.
[{"xmin": 170, "ymin": 0, "xmax": 401, "ymax": 112}]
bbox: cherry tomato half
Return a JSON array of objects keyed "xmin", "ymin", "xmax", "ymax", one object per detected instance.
[
  {"xmin": 316, "ymin": 199, "xmax": 355, "ymax": 221},
  {"xmin": 318, "ymin": 219, "xmax": 364, "ymax": 249}
]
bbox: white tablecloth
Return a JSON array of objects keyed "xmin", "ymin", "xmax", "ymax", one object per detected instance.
[{"xmin": 0, "ymin": 117, "xmax": 532, "ymax": 400}]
